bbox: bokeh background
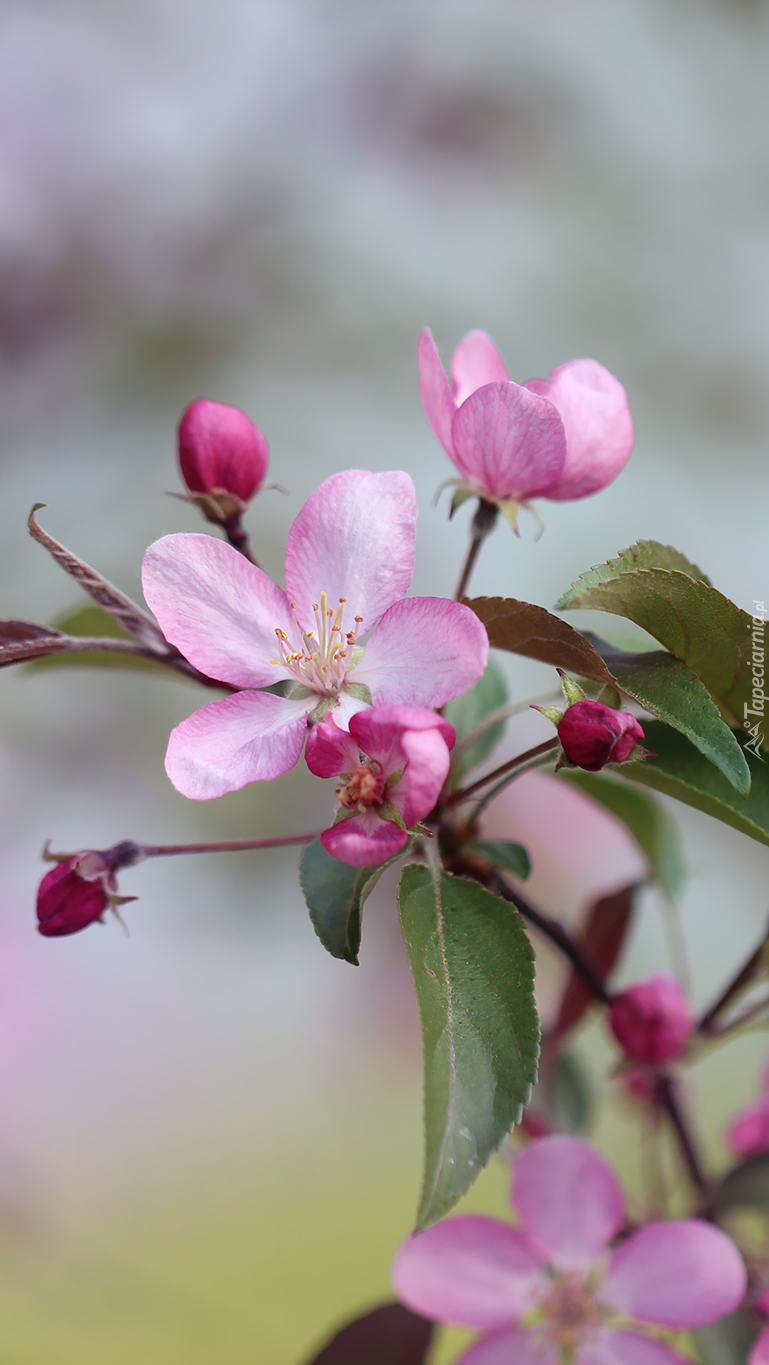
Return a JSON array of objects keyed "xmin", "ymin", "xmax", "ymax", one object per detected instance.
[{"xmin": 1, "ymin": 1, "xmax": 769, "ymax": 1360}]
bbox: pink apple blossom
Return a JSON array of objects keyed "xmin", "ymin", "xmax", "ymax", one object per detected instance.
[
  {"xmin": 727, "ymin": 1061, "xmax": 769, "ymax": 1158},
  {"xmin": 142, "ymin": 470, "xmax": 488, "ymax": 799},
  {"xmin": 609, "ymin": 974, "xmax": 694, "ymax": 1066},
  {"xmin": 394, "ymin": 1135, "xmax": 746, "ymax": 1365},
  {"xmin": 178, "ymin": 398, "xmax": 269, "ymax": 505},
  {"xmin": 306, "ymin": 706, "xmax": 455, "ymax": 867},
  {"xmin": 418, "ymin": 328, "xmax": 633, "ymax": 512}
]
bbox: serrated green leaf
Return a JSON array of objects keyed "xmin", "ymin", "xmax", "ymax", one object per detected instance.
[
  {"xmin": 466, "ymin": 598, "xmax": 750, "ymax": 793},
  {"xmin": 692, "ymin": 1311, "xmax": 758, "ymax": 1365},
  {"xmin": 551, "ymin": 1052, "xmax": 594, "ymax": 1135},
  {"xmin": 398, "ymin": 865, "xmax": 539, "ymax": 1228},
  {"xmin": 558, "ymin": 770, "xmax": 685, "ymax": 901},
  {"xmin": 620, "ymin": 721, "xmax": 769, "ymax": 849},
  {"xmin": 443, "ymin": 660, "xmax": 509, "ymax": 782},
  {"xmin": 466, "ymin": 841, "xmax": 531, "ymax": 880},
  {"xmin": 555, "ymin": 543, "xmax": 758, "ymax": 739},
  {"xmin": 561, "ymin": 539, "xmax": 712, "ymax": 587},
  {"xmin": 299, "ymin": 840, "xmax": 399, "ymax": 964},
  {"xmin": 708, "ymin": 1153, "xmax": 769, "ymax": 1211}
]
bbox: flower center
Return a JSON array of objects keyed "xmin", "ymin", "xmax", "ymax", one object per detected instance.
[
  {"xmin": 536, "ymin": 1275, "xmax": 603, "ymax": 1355},
  {"xmin": 271, "ymin": 593, "xmax": 364, "ymax": 696},
  {"xmin": 336, "ymin": 763, "xmax": 385, "ymax": 811}
]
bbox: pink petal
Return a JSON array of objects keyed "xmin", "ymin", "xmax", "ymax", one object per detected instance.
[
  {"xmin": 601, "ymin": 1220, "xmax": 747, "ymax": 1329},
  {"xmin": 355, "ymin": 597, "xmax": 489, "ymax": 708},
  {"xmin": 451, "ymin": 382, "xmax": 567, "ymax": 502},
  {"xmin": 349, "ymin": 705, "xmax": 456, "ymax": 759},
  {"xmin": 512, "ymin": 1137, "xmax": 625, "ymax": 1271},
  {"xmin": 577, "ymin": 1330, "xmax": 693, "ymax": 1365},
  {"xmin": 393, "ymin": 1215, "xmax": 547, "ymax": 1331},
  {"xmin": 283, "ymin": 470, "xmax": 417, "ymax": 633},
  {"xmin": 142, "ymin": 534, "xmax": 293, "ymax": 688},
  {"xmin": 451, "ymin": 331, "xmax": 511, "ymax": 406},
  {"xmin": 305, "ymin": 716, "xmax": 360, "ymax": 778},
  {"xmin": 321, "ymin": 812, "xmax": 408, "ymax": 867},
  {"xmin": 750, "ymin": 1326, "xmax": 769, "ymax": 1365},
  {"xmin": 727, "ymin": 1098, "xmax": 769, "ymax": 1157},
  {"xmin": 398, "ymin": 726, "xmax": 453, "ymax": 828},
  {"xmin": 531, "ymin": 359, "xmax": 633, "ymax": 502},
  {"xmin": 164, "ymin": 691, "xmax": 312, "ymax": 798},
  {"xmin": 417, "ymin": 328, "xmax": 458, "ymax": 457},
  {"xmin": 457, "ymin": 1329, "xmax": 558, "ymax": 1365}
]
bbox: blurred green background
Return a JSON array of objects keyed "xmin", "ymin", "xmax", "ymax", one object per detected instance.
[{"xmin": 1, "ymin": 0, "xmax": 769, "ymax": 1359}]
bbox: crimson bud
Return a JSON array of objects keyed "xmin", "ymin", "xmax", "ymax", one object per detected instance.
[
  {"xmin": 558, "ymin": 698, "xmax": 644, "ymax": 772},
  {"xmin": 178, "ymin": 398, "xmax": 269, "ymax": 509},
  {"xmin": 609, "ymin": 973, "xmax": 694, "ymax": 1065}
]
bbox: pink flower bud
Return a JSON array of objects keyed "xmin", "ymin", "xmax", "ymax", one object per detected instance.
[
  {"xmin": 178, "ymin": 398, "xmax": 269, "ymax": 505},
  {"xmin": 37, "ymin": 856, "xmax": 110, "ymax": 936},
  {"xmin": 609, "ymin": 973, "xmax": 694, "ymax": 1065},
  {"xmin": 558, "ymin": 698, "xmax": 644, "ymax": 771}
]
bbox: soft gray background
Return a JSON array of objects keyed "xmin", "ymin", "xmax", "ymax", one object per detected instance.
[{"xmin": 0, "ymin": 2, "xmax": 768, "ymax": 1360}]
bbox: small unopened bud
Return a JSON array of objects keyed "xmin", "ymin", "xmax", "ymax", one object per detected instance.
[
  {"xmin": 609, "ymin": 973, "xmax": 694, "ymax": 1065},
  {"xmin": 36, "ymin": 841, "xmax": 143, "ymax": 937},
  {"xmin": 178, "ymin": 399, "xmax": 269, "ymax": 510},
  {"xmin": 558, "ymin": 698, "xmax": 644, "ymax": 772}
]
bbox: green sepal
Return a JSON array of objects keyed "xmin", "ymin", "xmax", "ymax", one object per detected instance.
[
  {"xmin": 449, "ymin": 487, "xmax": 475, "ymax": 519},
  {"xmin": 379, "ymin": 800, "xmax": 407, "ymax": 831},
  {"xmin": 343, "ymin": 681, "xmax": 372, "ymax": 705},
  {"xmin": 499, "ymin": 501, "xmax": 520, "ymax": 533}
]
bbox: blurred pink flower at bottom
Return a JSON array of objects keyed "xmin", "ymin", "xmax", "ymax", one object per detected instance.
[
  {"xmin": 394, "ymin": 1136, "xmax": 746, "ymax": 1365},
  {"xmin": 727, "ymin": 1062, "xmax": 769, "ymax": 1158}
]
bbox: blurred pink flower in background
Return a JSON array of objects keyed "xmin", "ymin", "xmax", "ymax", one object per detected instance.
[
  {"xmin": 727, "ymin": 1061, "xmax": 769, "ymax": 1158},
  {"xmin": 305, "ymin": 705, "xmax": 454, "ymax": 867},
  {"xmin": 177, "ymin": 398, "xmax": 270, "ymax": 506},
  {"xmin": 142, "ymin": 469, "xmax": 488, "ymax": 799},
  {"xmin": 609, "ymin": 974, "xmax": 694, "ymax": 1066},
  {"xmin": 417, "ymin": 328, "xmax": 633, "ymax": 509},
  {"xmin": 394, "ymin": 1135, "xmax": 746, "ymax": 1365}
]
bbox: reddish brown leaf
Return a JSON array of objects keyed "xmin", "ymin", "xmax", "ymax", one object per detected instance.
[
  {"xmin": 553, "ymin": 884, "xmax": 638, "ymax": 1037},
  {"xmin": 305, "ymin": 1302, "xmax": 434, "ymax": 1365},
  {"xmin": 466, "ymin": 597, "xmax": 616, "ymax": 685}
]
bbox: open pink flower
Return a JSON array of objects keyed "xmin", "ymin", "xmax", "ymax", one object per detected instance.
[
  {"xmin": 727, "ymin": 1061, "xmax": 769, "ymax": 1158},
  {"xmin": 142, "ymin": 469, "xmax": 488, "ymax": 799},
  {"xmin": 418, "ymin": 329, "xmax": 633, "ymax": 512},
  {"xmin": 306, "ymin": 706, "xmax": 455, "ymax": 867},
  {"xmin": 394, "ymin": 1136, "xmax": 746, "ymax": 1365}
]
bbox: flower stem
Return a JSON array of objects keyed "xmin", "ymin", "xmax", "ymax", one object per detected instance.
[
  {"xmin": 697, "ymin": 925, "xmax": 769, "ymax": 1034},
  {"xmin": 454, "ymin": 499, "xmax": 498, "ymax": 600},
  {"xmin": 654, "ymin": 1073, "xmax": 710, "ymax": 1199},
  {"xmin": 445, "ymin": 738, "xmax": 559, "ymax": 808},
  {"xmin": 222, "ymin": 512, "xmax": 259, "ymax": 567},
  {"xmin": 142, "ymin": 832, "xmax": 321, "ymax": 858}
]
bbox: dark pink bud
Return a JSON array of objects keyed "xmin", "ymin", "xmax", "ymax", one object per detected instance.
[
  {"xmin": 37, "ymin": 856, "xmax": 110, "ymax": 937},
  {"xmin": 178, "ymin": 398, "xmax": 269, "ymax": 505},
  {"xmin": 609, "ymin": 973, "xmax": 694, "ymax": 1065},
  {"xmin": 558, "ymin": 698, "xmax": 644, "ymax": 771}
]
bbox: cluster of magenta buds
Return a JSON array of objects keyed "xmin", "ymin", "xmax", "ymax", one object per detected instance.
[{"xmin": 535, "ymin": 668, "xmax": 646, "ymax": 772}]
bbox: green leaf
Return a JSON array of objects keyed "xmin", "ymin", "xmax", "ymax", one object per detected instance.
[
  {"xmin": 619, "ymin": 721, "xmax": 769, "ymax": 850},
  {"xmin": 559, "ymin": 539, "xmax": 712, "ymax": 587},
  {"xmin": 443, "ymin": 660, "xmax": 509, "ymax": 782},
  {"xmin": 466, "ymin": 841, "xmax": 531, "ymax": 880},
  {"xmin": 555, "ymin": 542, "xmax": 758, "ymax": 738},
  {"xmin": 708, "ymin": 1153, "xmax": 769, "ymax": 1211},
  {"xmin": 692, "ymin": 1311, "xmax": 758, "ymax": 1365},
  {"xmin": 551, "ymin": 1052, "xmax": 594, "ymax": 1135},
  {"xmin": 466, "ymin": 598, "xmax": 750, "ymax": 793},
  {"xmin": 558, "ymin": 770, "xmax": 685, "ymax": 901},
  {"xmin": 299, "ymin": 840, "xmax": 399, "ymax": 964},
  {"xmin": 27, "ymin": 605, "xmax": 170, "ymax": 675},
  {"xmin": 398, "ymin": 865, "xmax": 539, "ymax": 1228}
]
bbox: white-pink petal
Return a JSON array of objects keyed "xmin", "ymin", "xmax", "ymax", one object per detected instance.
[
  {"xmin": 142, "ymin": 533, "xmax": 294, "ymax": 689},
  {"xmin": 451, "ymin": 382, "xmax": 567, "ymax": 502},
  {"xmin": 355, "ymin": 597, "xmax": 489, "ymax": 708},
  {"xmin": 398, "ymin": 726, "xmax": 453, "ymax": 828},
  {"xmin": 451, "ymin": 330, "xmax": 511, "ymax": 406},
  {"xmin": 284, "ymin": 470, "xmax": 417, "ymax": 633},
  {"xmin": 530, "ymin": 359, "xmax": 633, "ymax": 502},
  {"xmin": 304, "ymin": 717, "xmax": 360, "ymax": 778},
  {"xmin": 512, "ymin": 1136, "xmax": 625, "ymax": 1271},
  {"xmin": 750, "ymin": 1325, "xmax": 769, "ymax": 1365},
  {"xmin": 457, "ymin": 1328, "xmax": 559, "ymax": 1365},
  {"xmin": 393, "ymin": 1215, "xmax": 548, "ymax": 1331},
  {"xmin": 418, "ymin": 328, "xmax": 458, "ymax": 458},
  {"xmin": 164, "ymin": 691, "xmax": 312, "ymax": 799},
  {"xmin": 601, "ymin": 1219, "xmax": 747, "ymax": 1329},
  {"xmin": 577, "ymin": 1330, "xmax": 693, "ymax": 1365}
]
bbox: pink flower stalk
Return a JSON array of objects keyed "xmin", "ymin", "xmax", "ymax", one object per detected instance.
[
  {"xmin": 305, "ymin": 706, "xmax": 455, "ymax": 867},
  {"xmin": 727, "ymin": 1062, "xmax": 769, "ymax": 1158},
  {"xmin": 558, "ymin": 699, "xmax": 644, "ymax": 772},
  {"xmin": 418, "ymin": 328, "xmax": 633, "ymax": 511},
  {"xmin": 178, "ymin": 398, "xmax": 269, "ymax": 506},
  {"xmin": 36, "ymin": 842, "xmax": 141, "ymax": 937},
  {"xmin": 609, "ymin": 974, "xmax": 694, "ymax": 1066},
  {"xmin": 142, "ymin": 470, "xmax": 488, "ymax": 799},
  {"xmin": 394, "ymin": 1135, "xmax": 747, "ymax": 1365}
]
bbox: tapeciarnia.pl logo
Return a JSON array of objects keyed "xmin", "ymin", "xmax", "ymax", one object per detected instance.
[{"xmin": 744, "ymin": 600, "xmax": 766, "ymax": 761}]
